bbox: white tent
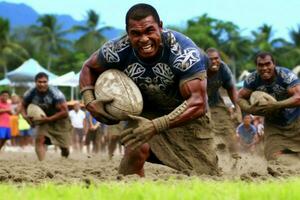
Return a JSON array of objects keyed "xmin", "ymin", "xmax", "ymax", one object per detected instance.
[
  {"xmin": 6, "ymin": 59, "xmax": 57, "ymax": 82},
  {"xmin": 49, "ymin": 71, "xmax": 76, "ymax": 87},
  {"xmin": 0, "ymin": 78, "xmax": 11, "ymax": 86},
  {"xmin": 49, "ymin": 71, "xmax": 80, "ymax": 100}
]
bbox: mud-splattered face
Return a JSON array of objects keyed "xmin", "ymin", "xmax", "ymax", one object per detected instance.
[
  {"xmin": 36, "ymin": 76, "xmax": 49, "ymax": 93},
  {"xmin": 127, "ymin": 15, "xmax": 163, "ymax": 60},
  {"xmin": 256, "ymin": 55, "xmax": 276, "ymax": 82}
]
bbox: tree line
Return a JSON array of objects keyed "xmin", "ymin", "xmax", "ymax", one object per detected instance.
[{"xmin": 1, "ymin": 10, "xmax": 300, "ymax": 80}]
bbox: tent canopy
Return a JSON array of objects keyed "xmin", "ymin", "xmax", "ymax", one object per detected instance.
[
  {"xmin": 49, "ymin": 71, "xmax": 79, "ymax": 87},
  {"xmin": 6, "ymin": 59, "xmax": 57, "ymax": 82},
  {"xmin": 0, "ymin": 78, "xmax": 11, "ymax": 86}
]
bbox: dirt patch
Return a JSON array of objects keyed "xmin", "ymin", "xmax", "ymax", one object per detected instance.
[{"xmin": 0, "ymin": 149, "xmax": 299, "ymax": 185}]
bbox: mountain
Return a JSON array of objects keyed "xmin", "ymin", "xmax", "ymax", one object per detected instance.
[{"xmin": 0, "ymin": 1, "xmax": 124, "ymax": 40}]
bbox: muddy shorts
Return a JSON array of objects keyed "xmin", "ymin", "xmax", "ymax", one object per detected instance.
[
  {"xmin": 147, "ymin": 113, "xmax": 219, "ymax": 175},
  {"xmin": 210, "ymin": 103, "xmax": 238, "ymax": 153},
  {"xmin": 264, "ymin": 117, "xmax": 300, "ymax": 160},
  {"xmin": 36, "ymin": 117, "xmax": 72, "ymax": 148}
]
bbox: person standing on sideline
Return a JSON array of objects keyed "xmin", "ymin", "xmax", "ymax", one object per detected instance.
[
  {"xmin": 0, "ymin": 90, "xmax": 12, "ymax": 151},
  {"xmin": 236, "ymin": 115, "xmax": 258, "ymax": 153},
  {"xmin": 69, "ymin": 101, "xmax": 86, "ymax": 152}
]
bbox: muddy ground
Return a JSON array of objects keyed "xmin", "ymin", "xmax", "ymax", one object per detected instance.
[{"xmin": 1, "ymin": 147, "xmax": 299, "ymax": 185}]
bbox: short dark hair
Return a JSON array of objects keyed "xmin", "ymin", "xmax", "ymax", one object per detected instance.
[
  {"xmin": 255, "ymin": 52, "xmax": 275, "ymax": 65},
  {"xmin": 0, "ymin": 90, "xmax": 10, "ymax": 95},
  {"xmin": 125, "ymin": 3, "xmax": 160, "ymax": 31},
  {"xmin": 35, "ymin": 72, "xmax": 49, "ymax": 81},
  {"xmin": 206, "ymin": 47, "xmax": 220, "ymax": 55}
]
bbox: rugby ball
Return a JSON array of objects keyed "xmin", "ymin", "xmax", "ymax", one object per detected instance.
[
  {"xmin": 27, "ymin": 104, "xmax": 46, "ymax": 121},
  {"xmin": 249, "ymin": 91, "xmax": 276, "ymax": 106},
  {"xmin": 94, "ymin": 69, "xmax": 143, "ymax": 120}
]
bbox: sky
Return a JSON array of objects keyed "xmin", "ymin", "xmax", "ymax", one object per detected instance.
[{"xmin": 2, "ymin": 0, "xmax": 300, "ymax": 40}]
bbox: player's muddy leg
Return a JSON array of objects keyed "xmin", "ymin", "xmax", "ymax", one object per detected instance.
[
  {"xmin": 35, "ymin": 135, "xmax": 46, "ymax": 161},
  {"xmin": 118, "ymin": 143, "xmax": 150, "ymax": 177}
]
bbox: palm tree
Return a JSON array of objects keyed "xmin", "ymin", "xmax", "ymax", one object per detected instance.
[
  {"xmin": 72, "ymin": 10, "xmax": 108, "ymax": 54},
  {"xmin": 277, "ymin": 25, "xmax": 300, "ymax": 68},
  {"xmin": 0, "ymin": 17, "xmax": 28, "ymax": 77},
  {"xmin": 29, "ymin": 14, "xmax": 71, "ymax": 70},
  {"xmin": 184, "ymin": 14, "xmax": 219, "ymax": 49},
  {"xmin": 251, "ymin": 24, "xmax": 276, "ymax": 52}
]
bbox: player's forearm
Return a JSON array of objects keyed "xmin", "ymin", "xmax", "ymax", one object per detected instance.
[
  {"xmin": 227, "ymin": 86, "xmax": 238, "ymax": 106},
  {"xmin": 47, "ymin": 110, "xmax": 68, "ymax": 122},
  {"xmin": 237, "ymin": 98, "xmax": 251, "ymax": 112},
  {"xmin": 151, "ymin": 98, "xmax": 206, "ymax": 133},
  {"xmin": 274, "ymin": 96, "xmax": 300, "ymax": 109},
  {"xmin": 169, "ymin": 98, "xmax": 206, "ymax": 128}
]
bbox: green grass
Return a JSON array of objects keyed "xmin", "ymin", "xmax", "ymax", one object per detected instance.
[{"xmin": 1, "ymin": 178, "xmax": 300, "ymax": 200}]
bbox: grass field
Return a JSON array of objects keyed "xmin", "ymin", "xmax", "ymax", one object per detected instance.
[{"xmin": 0, "ymin": 178, "xmax": 300, "ymax": 200}]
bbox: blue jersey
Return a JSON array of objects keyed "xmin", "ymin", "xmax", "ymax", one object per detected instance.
[
  {"xmin": 244, "ymin": 66, "xmax": 300, "ymax": 125},
  {"xmin": 207, "ymin": 61, "xmax": 234, "ymax": 107},
  {"xmin": 98, "ymin": 29, "xmax": 209, "ymax": 113},
  {"xmin": 23, "ymin": 86, "xmax": 66, "ymax": 117},
  {"xmin": 236, "ymin": 123, "xmax": 257, "ymax": 144}
]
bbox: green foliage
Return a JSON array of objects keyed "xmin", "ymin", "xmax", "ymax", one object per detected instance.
[
  {"xmin": 1, "ymin": 179, "xmax": 300, "ymax": 200},
  {"xmin": 72, "ymin": 10, "xmax": 108, "ymax": 55},
  {"xmin": 0, "ymin": 17, "xmax": 29, "ymax": 79}
]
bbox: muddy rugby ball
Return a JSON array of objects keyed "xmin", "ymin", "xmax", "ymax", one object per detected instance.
[
  {"xmin": 94, "ymin": 69, "xmax": 143, "ymax": 120},
  {"xmin": 27, "ymin": 104, "xmax": 46, "ymax": 122},
  {"xmin": 249, "ymin": 91, "xmax": 276, "ymax": 106}
]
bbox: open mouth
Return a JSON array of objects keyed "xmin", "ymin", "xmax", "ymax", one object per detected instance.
[{"xmin": 140, "ymin": 44, "xmax": 154, "ymax": 54}]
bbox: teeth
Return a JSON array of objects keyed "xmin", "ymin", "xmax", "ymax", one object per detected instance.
[{"xmin": 142, "ymin": 44, "xmax": 152, "ymax": 53}]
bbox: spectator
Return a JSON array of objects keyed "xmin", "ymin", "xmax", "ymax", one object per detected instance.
[
  {"xmin": 236, "ymin": 115, "xmax": 258, "ymax": 153},
  {"xmin": 0, "ymin": 90, "xmax": 12, "ymax": 150},
  {"xmin": 69, "ymin": 101, "xmax": 86, "ymax": 152}
]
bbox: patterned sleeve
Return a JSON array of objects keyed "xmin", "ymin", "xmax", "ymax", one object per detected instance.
[
  {"xmin": 221, "ymin": 62, "xmax": 234, "ymax": 89},
  {"xmin": 50, "ymin": 87, "xmax": 66, "ymax": 104},
  {"xmin": 165, "ymin": 30, "xmax": 208, "ymax": 80},
  {"xmin": 97, "ymin": 36, "xmax": 130, "ymax": 70},
  {"xmin": 279, "ymin": 67, "xmax": 300, "ymax": 88},
  {"xmin": 243, "ymin": 72, "xmax": 257, "ymax": 91}
]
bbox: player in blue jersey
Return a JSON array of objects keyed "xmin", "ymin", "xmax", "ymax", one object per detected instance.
[
  {"xmin": 238, "ymin": 52, "xmax": 300, "ymax": 163},
  {"xmin": 206, "ymin": 48, "xmax": 240, "ymax": 161},
  {"xmin": 21, "ymin": 72, "xmax": 72, "ymax": 161},
  {"xmin": 80, "ymin": 3, "xmax": 219, "ymax": 176}
]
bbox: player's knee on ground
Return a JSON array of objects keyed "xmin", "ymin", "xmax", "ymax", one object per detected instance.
[{"xmin": 60, "ymin": 147, "xmax": 69, "ymax": 158}]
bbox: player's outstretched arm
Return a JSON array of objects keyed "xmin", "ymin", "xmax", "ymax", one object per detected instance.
[
  {"xmin": 120, "ymin": 78, "xmax": 210, "ymax": 150},
  {"xmin": 166, "ymin": 78, "xmax": 207, "ymax": 128}
]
